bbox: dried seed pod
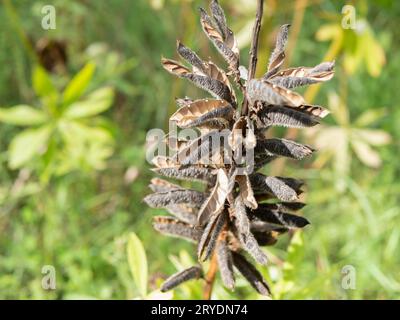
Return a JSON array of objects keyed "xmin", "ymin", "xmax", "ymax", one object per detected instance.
[
  {"xmin": 269, "ymin": 73, "xmax": 332, "ymax": 89},
  {"xmin": 162, "ymin": 57, "xmax": 233, "ymax": 103},
  {"xmin": 250, "ymin": 219, "xmax": 288, "ymax": 233},
  {"xmin": 162, "ymin": 58, "xmax": 191, "ymax": 76},
  {"xmin": 170, "ymin": 99, "xmax": 234, "ymax": 129},
  {"xmin": 255, "ymin": 138, "xmax": 314, "ymax": 160},
  {"xmin": 151, "ymin": 155, "xmax": 179, "ymax": 169},
  {"xmin": 183, "ymin": 73, "xmax": 233, "ymax": 103},
  {"xmin": 258, "ymin": 202, "xmax": 306, "ymax": 212},
  {"xmin": 311, "ymin": 60, "xmax": 335, "ymax": 73},
  {"xmin": 255, "ymin": 105, "xmax": 321, "ymax": 129},
  {"xmin": 165, "ymin": 204, "xmax": 197, "ymax": 225},
  {"xmin": 249, "ymin": 174, "xmax": 299, "ymax": 202},
  {"xmin": 268, "ymin": 62, "xmax": 335, "ymax": 89},
  {"xmin": 233, "ymin": 196, "xmax": 250, "ymax": 235},
  {"xmin": 152, "ymin": 216, "xmax": 201, "ymax": 242},
  {"xmin": 203, "ymin": 61, "xmax": 237, "ymax": 103},
  {"xmin": 275, "ymin": 176, "xmax": 304, "ymax": 192},
  {"xmin": 149, "ymin": 178, "xmax": 181, "ymax": 193},
  {"xmin": 161, "ymin": 266, "xmax": 203, "ymax": 292},
  {"xmin": 288, "ymin": 104, "xmax": 330, "ymax": 118},
  {"xmin": 197, "ymin": 168, "xmax": 230, "ymax": 226},
  {"xmin": 250, "ymin": 206, "xmax": 310, "ymax": 229},
  {"xmin": 199, "ymin": 7, "xmax": 239, "ymax": 71},
  {"xmin": 232, "ymin": 251, "xmax": 271, "ymax": 296},
  {"xmin": 144, "ymin": 189, "xmax": 206, "ymax": 208},
  {"xmin": 177, "ymin": 41, "xmax": 207, "ymax": 73},
  {"xmin": 175, "ymin": 131, "xmax": 225, "ymax": 167},
  {"xmin": 253, "ymin": 231, "xmax": 279, "ymax": 246},
  {"xmin": 233, "ymin": 197, "xmax": 268, "ymax": 265},
  {"xmin": 154, "ymin": 166, "xmax": 216, "ymax": 183},
  {"xmin": 236, "ymin": 174, "xmax": 258, "ymax": 209},
  {"xmin": 228, "ymin": 116, "xmax": 246, "ymax": 151},
  {"xmin": 197, "ymin": 210, "xmax": 227, "ymax": 261},
  {"xmin": 264, "ymin": 24, "xmax": 290, "ymax": 78},
  {"xmin": 244, "ymin": 116, "xmax": 257, "ymax": 149},
  {"xmin": 145, "ymin": 0, "xmax": 334, "ymax": 296},
  {"xmin": 247, "ymin": 79, "xmax": 305, "ymax": 107},
  {"xmin": 216, "ymin": 237, "xmax": 235, "ymax": 290},
  {"xmin": 176, "ymin": 97, "xmax": 194, "ymax": 108},
  {"xmin": 210, "ymin": 0, "xmax": 229, "ymax": 39}
]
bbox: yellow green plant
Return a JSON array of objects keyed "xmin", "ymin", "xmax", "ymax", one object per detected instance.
[
  {"xmin": 306, "ymin": 92, "xmax": 391, "ymax": 191},
  {"xmin": 0, "ymin": 62, "xmax": 115, "ymax": 181}
]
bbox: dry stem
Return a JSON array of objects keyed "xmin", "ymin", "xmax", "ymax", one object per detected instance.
[
  {"xmin": 203, "ymin": 251, "xmax": 219, "ymax": 300},
  {"xmin": 241, "ymin": 0, "xmax": 264, "ymax": 116}
]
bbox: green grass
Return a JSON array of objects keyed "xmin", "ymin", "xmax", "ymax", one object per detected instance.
[{"xmin": 0, "ymin": 0, "xmax": 399, "ymax": 299}]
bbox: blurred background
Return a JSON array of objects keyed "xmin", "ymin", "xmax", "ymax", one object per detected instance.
[{"xmin": 0, "ymin": 0, "xmax": 399, "ymax": 299}]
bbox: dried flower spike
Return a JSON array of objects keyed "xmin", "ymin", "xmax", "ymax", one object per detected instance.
[{"xmin": 145, "ymin": 0, "xmax": 334, "ymax": 298}]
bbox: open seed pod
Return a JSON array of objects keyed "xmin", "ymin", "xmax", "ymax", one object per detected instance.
[{"xmin": 144, "ymin": 0, "xmax": 334, "ymax": 297}]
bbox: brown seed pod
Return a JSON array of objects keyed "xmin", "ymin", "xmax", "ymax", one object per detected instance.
[
  {"xmin": 144, "ymin": 0, "xmax": 334, "ymax": 296},
  {"xmin": 161, "ymin": 266, "xmax": 203, "ymax": 292},
  {"xmin": 152, "ymin": 216, "xmax": 201, "ymax": 242},
  {"xmin": 232, "ymin": 251, "xmax": 271, "ymax": 296},
  {"xmin": 216, "ymin": 236, "xmax": 235, "ymax": 290}
]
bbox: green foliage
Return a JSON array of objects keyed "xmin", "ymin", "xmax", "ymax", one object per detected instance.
[
  {"xmin": 127, "ymin": 232, "xmax": 148, "ymax": 298},
  {"xmin": 316, "ymin": 16, "xmax": 385, "ymax": 77},
  {"xmin": 0, "ymin": 63, "xmax": 115, "ymax": 180},
  {"xmin": 0, "ymin": 0, "xmax": 399, "ymax": 300}
]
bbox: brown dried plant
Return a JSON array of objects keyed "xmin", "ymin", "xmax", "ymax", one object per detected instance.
[{"xmin": 144, "ymin": 0, "xmax": 334, "ymax": 298}]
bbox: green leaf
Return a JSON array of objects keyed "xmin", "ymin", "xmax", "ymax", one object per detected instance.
[
  {"xmin": 63, "ymin": 62, "xmax": 96, "ymax": 106},
  {"xmin": 355, "ymin": 108, "xmax": 387, "ymax": 127},
  {"xmin": 9, "ymin": 125, "xmax": 52, "ymax": 169},
  {"xmin": 64, "ymin": 87, "xmax": 114, "ymax": 119},
  {"xmin": 282, "ymin": 231, "xmax": 305, "ymax": 282},
  {"xmin": 57, "ymin": 120, "xmax": 114, "ymax": 172},
  {"xmin": 351, "ymin": 139, "xmax": 382, "ymax": 168},
  {"xmin": 127, "ymin": 232, "xmax": 148, "ymax": 298},
  {"xmin": 0, "ymin": 105, "xmax": 48, "ymax": 126},
  {"xmin": 59, "ymin": 120, "xmax": 113, "ymax": 144},
  {"xmin": 315, "ymin": 23, "xmax": 343, "ymax": 42},
  {"xmin": 364, "ymin": 31, "xmax": 385, "ymax": 77},
  {"xmin": 32, "ymin": 65, "xmax": 58, "ymax": 98},
  {"xmin": 356, "ymin": 129, "xmax": 391, "ymax": 146}
]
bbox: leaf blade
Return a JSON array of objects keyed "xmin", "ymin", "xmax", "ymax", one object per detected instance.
[
  {"xmin": 8, "ymin": 125, "xmax": 52, "ymax": 169},
  {"xmin": 127, "ymin": 232, "xmax": 148, "ymax": 298},
  {"xmin": 63, "ymin": 62, "xmax": 96, "ymax": 106},
  {"xmin": 0, "ymin": 105, "xmax": 48, "ymax": 126}
]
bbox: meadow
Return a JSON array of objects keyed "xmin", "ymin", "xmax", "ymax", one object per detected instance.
[{"xmin": 0, "ymin": 0, "xmax": 399, "ymax": 299}]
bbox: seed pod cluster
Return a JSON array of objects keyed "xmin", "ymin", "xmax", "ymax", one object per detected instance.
[{"xmin": 144, "ymin": 0, "xmax": 334, "ymax": 295}]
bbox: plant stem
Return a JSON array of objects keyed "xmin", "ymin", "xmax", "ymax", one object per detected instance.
[
  {"xmin": 242, "ymin": 0, "xmax": 264, "ymax": 116},
  {"xmin": 203, "ymin": 251, "xmax": 218, "ymax": 300},
  {"xmin": 203, "ymin": 224, "xmax": 230, "ymax": 300}
]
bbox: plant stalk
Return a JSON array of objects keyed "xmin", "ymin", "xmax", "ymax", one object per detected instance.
[
  {"xmin": 203, "ymin": 251, "xmax": 218, "ymax": 300},
  {"xmin": 241, "ymin": 0, "xmax": 264, "ymax": 116}
]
